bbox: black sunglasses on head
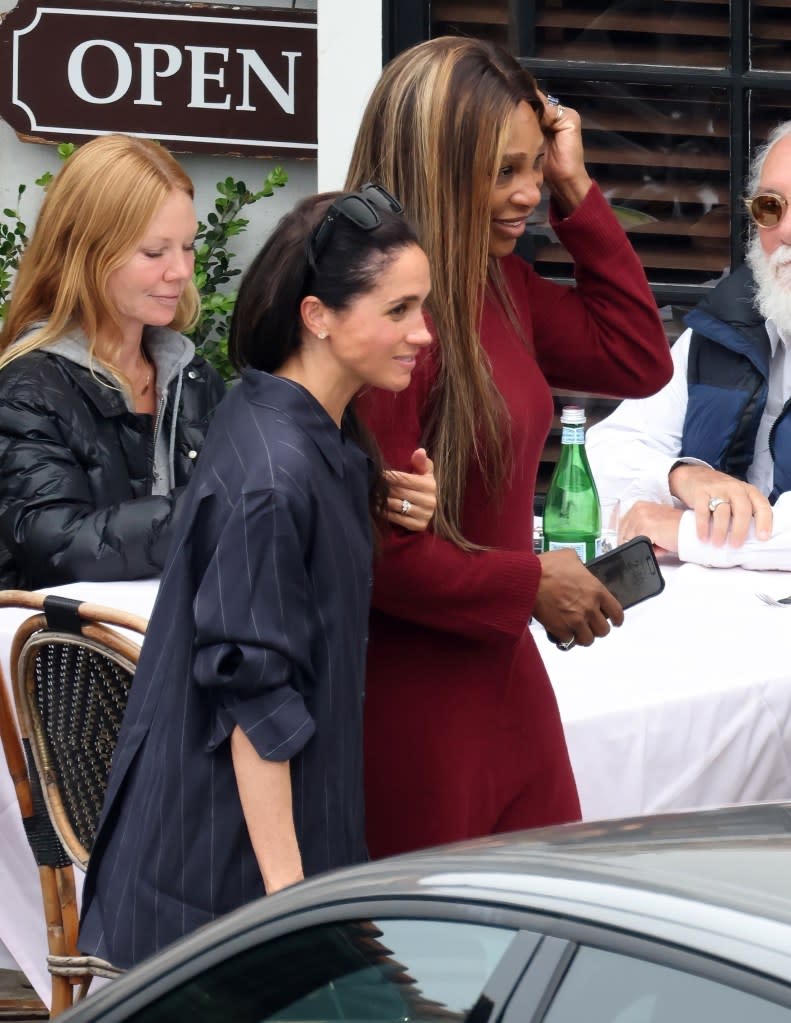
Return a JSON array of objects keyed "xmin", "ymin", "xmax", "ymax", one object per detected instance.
[
  {"xmin": 308, "ymin": 183, "xmax": 404, "ymax": 268},
  {"xmin": 744, "ymin": 192, "xmax": 789, "ymax": 229}
]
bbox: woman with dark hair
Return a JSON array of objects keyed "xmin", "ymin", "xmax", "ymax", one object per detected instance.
[
  {"xmin": 79, "ymin": 187, "xmax": 434, "ymax": 969},
  {"xmin": 346, "ymin": 37, "xmax": 674, "ymax": 855}
]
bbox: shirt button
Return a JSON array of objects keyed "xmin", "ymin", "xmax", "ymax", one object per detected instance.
[
  {"xmin": 188, "ymin": 370, "xmax": 198, "ymax": 380},
  {"xmin": 187, "ymin": 449, "xmax": 198, "ymax": 459}
]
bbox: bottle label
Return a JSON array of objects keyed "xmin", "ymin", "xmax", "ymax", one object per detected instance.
[
  {"xmin": 560, "ymin": 425, "xmax": 585, "ymax": 445},
  {"xmin": 546, "ymin": 539, "xmax": 588, "ymax": 561},
  {"xmin": 545, "ymin": 537, "xmax": 602, "ymax": 562}
]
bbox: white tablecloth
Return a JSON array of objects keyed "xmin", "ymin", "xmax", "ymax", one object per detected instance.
[
  {"xmin": 533, "ymin": 558, "xmax": 791, "ymax": 820},
  {"xmin": 3, "ymin": 564, "xmax": 791, "ymax": 1003}
]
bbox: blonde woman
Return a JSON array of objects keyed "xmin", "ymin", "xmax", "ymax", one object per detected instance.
[
  {"xmin": 346, "ymin": 37, "xmax": 673, "ymax": 855},
  {"xmin": 0, "ymin": 134, "xmax": 226, "ymax": 587}
]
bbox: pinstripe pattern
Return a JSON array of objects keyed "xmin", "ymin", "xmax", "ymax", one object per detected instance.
[{"xmin": 79, "ymin": 370, "xmax": 373, "ymax": 969}]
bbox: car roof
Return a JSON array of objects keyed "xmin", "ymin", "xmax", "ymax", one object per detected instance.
[
  {"xmin": 62, "ymin": 802, "xmax": 791, "ymax": 1021},
  {"xmin": 214, "ymin": 800, "xmax": 791, "ymax": 982},
  {"xmin": 298, "ymin": 801, "xmax": 791, "ymax": 921}
]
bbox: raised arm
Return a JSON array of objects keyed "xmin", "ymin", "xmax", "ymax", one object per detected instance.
[
  {"xmin": 524, "ymin": 184, "xmax": 672, "ymax": 398},
  {"xmin": 529, "ymin": 91, "xmax": 672, "ymax": 397}
]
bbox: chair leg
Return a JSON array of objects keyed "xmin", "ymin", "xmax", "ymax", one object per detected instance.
[
  {"xmin": 56, "ymin": 867, "xmax": 79, "ymax": 959},
  {"xmin": 40, "ymin": 866, "xmax": 74, "ymax": 1017}
]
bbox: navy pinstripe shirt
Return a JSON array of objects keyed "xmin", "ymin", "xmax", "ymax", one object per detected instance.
[{"xmin": 79, "ymin": 371, "xmax": 373, "ymax": 969}]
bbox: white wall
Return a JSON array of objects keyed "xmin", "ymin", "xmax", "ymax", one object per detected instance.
[
  {"xmin": 0, "ymin": 117, "xmax": 318, "ymax": 274},
  {"xmin": 317, "ymin": 0, "xmax": 382, "ymax": 190}
]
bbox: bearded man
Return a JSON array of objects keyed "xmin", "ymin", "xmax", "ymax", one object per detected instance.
[{"xmin": 586, "ymin": 120, "xmax": 791, "ymax": 568}]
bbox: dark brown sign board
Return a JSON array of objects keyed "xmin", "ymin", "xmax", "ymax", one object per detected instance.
[{"xmin": 0, "ymin": 0, "xmax": 317, "ymax": 157}]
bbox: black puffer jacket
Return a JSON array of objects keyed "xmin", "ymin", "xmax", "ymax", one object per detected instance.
[{"xmin": 0, "ymin": 348, "xmax": 226, "ymax": 588}]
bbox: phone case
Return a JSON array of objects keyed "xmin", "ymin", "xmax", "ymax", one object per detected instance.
[{"xmin": 586, "ymin": 534, "xmax": 665, "ymax": 610}]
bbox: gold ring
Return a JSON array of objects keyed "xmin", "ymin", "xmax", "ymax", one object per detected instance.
[{"xmin": 555, "ymin": 104, "xmax": 565, "ymax": 122}]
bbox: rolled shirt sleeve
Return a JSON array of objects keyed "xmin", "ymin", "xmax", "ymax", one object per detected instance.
[{"xmin": 192, "ymin": 487, "xmax": 317, "ymax": 761}]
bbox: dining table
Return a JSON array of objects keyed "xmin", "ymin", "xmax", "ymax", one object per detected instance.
[{"xmin": 3, "ymin": 559, "xmax": 791, "ymax": 1004}]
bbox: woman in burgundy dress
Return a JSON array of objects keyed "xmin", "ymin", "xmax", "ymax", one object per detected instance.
[{"xmin": 345, "ymin": 37, "xmax": 673, "ymax": 857}]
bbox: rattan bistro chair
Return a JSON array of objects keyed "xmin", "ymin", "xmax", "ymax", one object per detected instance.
[{"xmin": 0, "ymin": 590, "xmax": 148, "ymax": 1016}]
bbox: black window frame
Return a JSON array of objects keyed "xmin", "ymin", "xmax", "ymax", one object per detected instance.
[{"xmin": 383, "ymin": 0, "xmax": 791, "ymax": 311}]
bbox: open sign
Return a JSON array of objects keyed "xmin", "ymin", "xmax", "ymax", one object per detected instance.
[{"xmin": 0, "ymin": 0, "xmax": 317, "ymax": 157}]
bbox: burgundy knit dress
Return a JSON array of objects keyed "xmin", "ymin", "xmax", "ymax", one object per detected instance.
[{"xmin": 359, "ymin": 184, "xmax": 672, "ymax": 857}]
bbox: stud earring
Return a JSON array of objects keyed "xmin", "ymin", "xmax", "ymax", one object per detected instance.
[{"xmin": 318, "ymin": 331, "xmax": 328, "ymax": 340}]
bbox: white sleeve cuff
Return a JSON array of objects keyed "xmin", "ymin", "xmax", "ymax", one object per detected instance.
[{"xmin": 677, "ymin": 494, "xmax": 791, "ymax": 570}]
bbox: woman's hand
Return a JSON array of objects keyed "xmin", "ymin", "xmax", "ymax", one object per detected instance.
[
  {"xmin": 384, "ymin": 447, "xmax": 436, "ymax": 532},
  {"xmin": 668, "ymin": 463, "xmax": 772, "ymax": 548},
  {"xmin": 533, "ymin": 548, "xmax": 624, "ymax": 648},
  {"xmin": 537, "ymin": 90, "xmax": 593, "ymax": 214}
]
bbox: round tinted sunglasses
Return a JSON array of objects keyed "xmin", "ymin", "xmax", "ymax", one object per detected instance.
[
  {"xmin": 743, "ymin": 192, "xmax": 789, "ymax": 229},
  {"xmin": 308, "ymin": 183, "xmax": 404, "ymax": 268}
]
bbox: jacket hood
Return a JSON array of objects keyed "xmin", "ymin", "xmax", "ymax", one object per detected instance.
[{"xmin": 34, "ymin": 324, "xmax": 196, "ymax": 411}]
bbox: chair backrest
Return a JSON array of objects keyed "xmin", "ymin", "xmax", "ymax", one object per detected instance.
[
  {"xmin": 0, "ymin": 589, "xmax": 147, "ymax": 1015},
  {"xmin": 17, "ymin": 604, "xmax": 146, "ymax": 870},
  {"xmin": 4, "ymin": 591, "xmax": 148, "ymax": 871}
]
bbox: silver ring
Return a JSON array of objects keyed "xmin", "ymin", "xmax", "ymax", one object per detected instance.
[
  {"xmin": 558, "ymin": 637, "xmax": 576, "ymax": 651},
  {"xmin": 555, "ymin": 104, "xmax": 565, "ymax": 122},
  {"xmin": 707, "ymin": 496, "xmax": 730, "ymax": 513},
  {"xmin": 401, "ymin": 498, "xmax": 412, "ymax": 516},
  {"xmin": 546, "ymin": 94, "xmax": 560, "ymax": 106}
]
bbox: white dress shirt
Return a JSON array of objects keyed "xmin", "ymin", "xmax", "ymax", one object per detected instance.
[{"xmin": 586, "ymin": 318, "xmax": 791, "ymax": 569}]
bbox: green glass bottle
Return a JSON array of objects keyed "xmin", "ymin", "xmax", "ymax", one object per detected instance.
[{"xmin": 542, "ymin": 405, "xmax": 601, "ymax": 562}]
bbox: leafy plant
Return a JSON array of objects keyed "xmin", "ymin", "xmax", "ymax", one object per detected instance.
[
  {"xmin": 0, "ymin": 144, "xmax": 287, "ymax": 381},
  {"xmin": 190, "ymin": 166, "xmax": 288, "ymax": 380},
  {"xmin": 0, "ymin": 143, "xmax": 72, "ymax": 320},
  {"xmin": 0, "ymin": 184, "xmax": 29, "ymax": 322}
]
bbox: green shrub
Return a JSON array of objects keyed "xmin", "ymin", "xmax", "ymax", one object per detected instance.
[{"xmin": 191, "ymin": 166, "xmax": 288, "ymax": 380}]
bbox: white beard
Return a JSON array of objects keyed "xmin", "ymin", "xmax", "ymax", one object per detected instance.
[{"xmin": 745, "ymin": 232, "xmax": 791, "ymax": 335}]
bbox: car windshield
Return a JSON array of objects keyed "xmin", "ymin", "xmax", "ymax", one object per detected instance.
[{"xmin": 124, "ymin": 918, "xmax": 517, "ymax": 1023}]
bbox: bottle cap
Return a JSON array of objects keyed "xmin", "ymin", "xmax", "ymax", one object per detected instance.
[{"xmin": 560, "ymin": 405, "xmax": 586, "ymax": 425}]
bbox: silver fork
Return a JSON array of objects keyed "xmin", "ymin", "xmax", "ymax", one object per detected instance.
[{"xmin": 756, "ymin": 592, "xmax": 791, "ymax": 607}]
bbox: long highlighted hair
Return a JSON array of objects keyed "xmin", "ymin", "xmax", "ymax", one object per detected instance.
[{"xmin": 346, "ymin": 36, "xmax": 543, "ymax": 548}]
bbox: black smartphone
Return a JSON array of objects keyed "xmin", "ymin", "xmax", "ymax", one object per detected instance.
[{"xmin": 586, "ymin": 534, "xmax": 665, "ymax": 609}]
